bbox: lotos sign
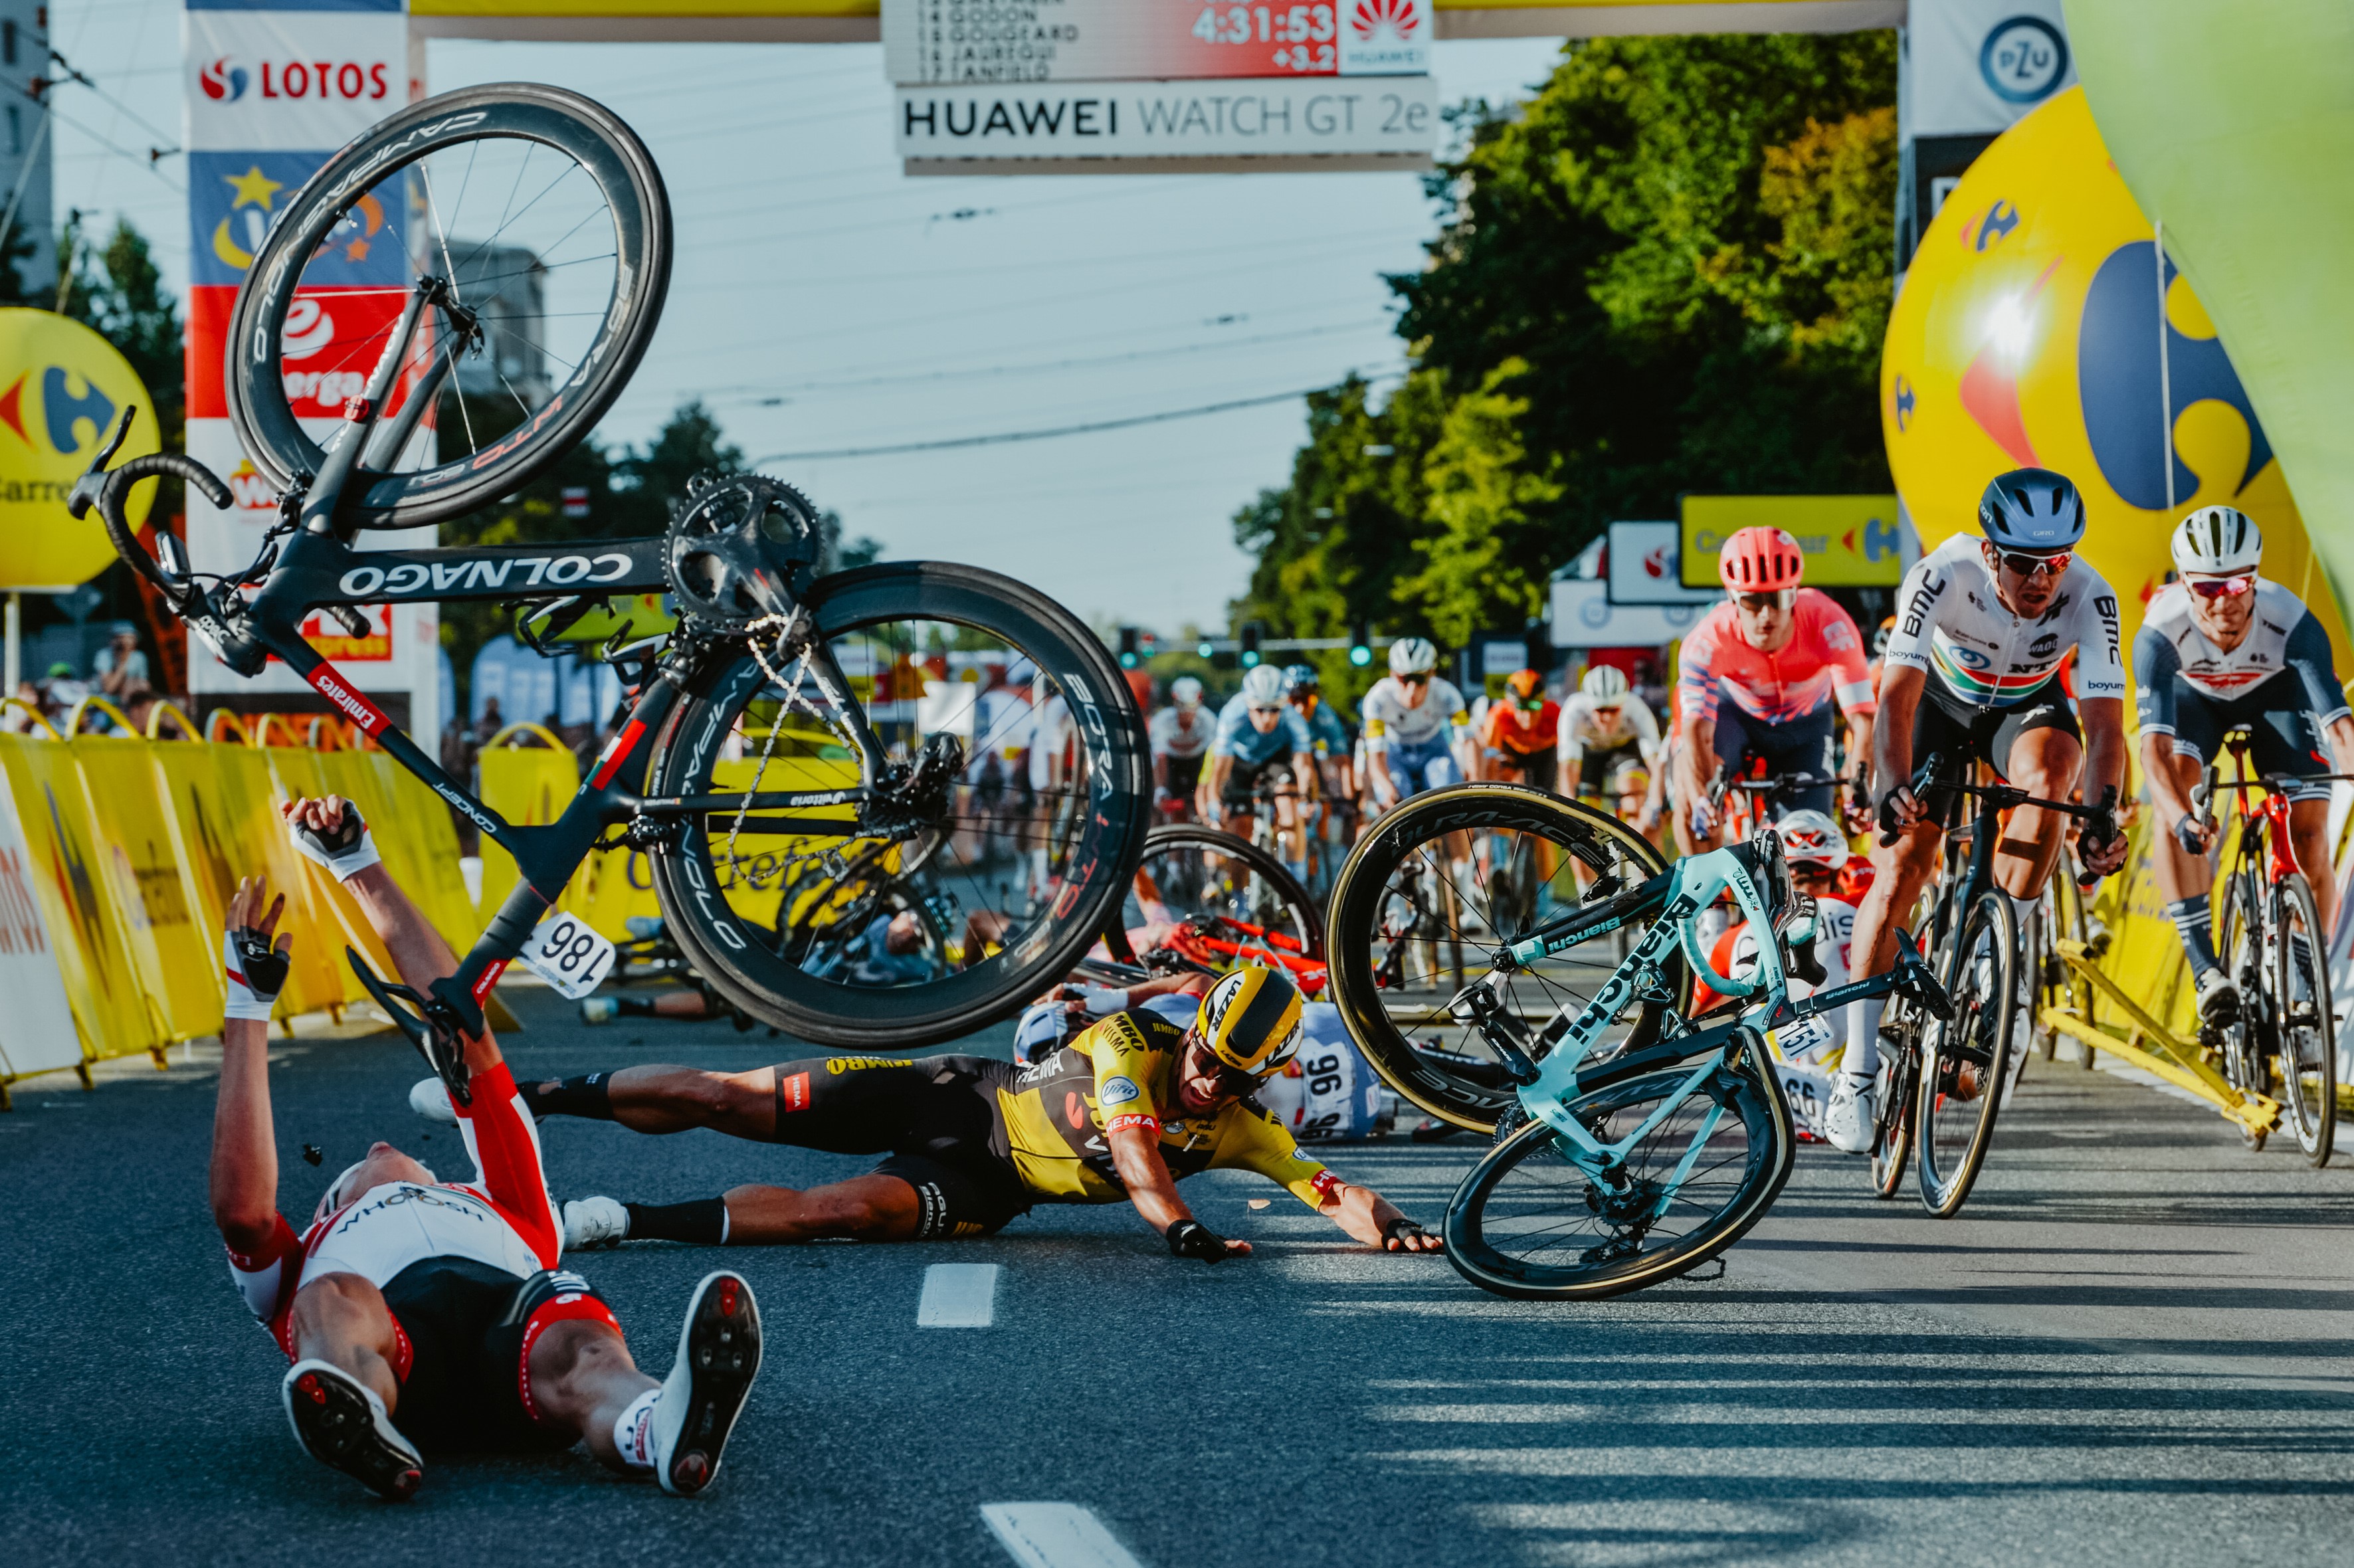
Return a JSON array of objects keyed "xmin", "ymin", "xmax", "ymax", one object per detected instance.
[{"xmin": 0, "ymin": 309, "xmax": 161, "ymax": 593}]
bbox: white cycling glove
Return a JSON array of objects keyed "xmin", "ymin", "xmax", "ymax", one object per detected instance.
[
  {"xmin": 1079, "ymin": 984, "xmax": 1130, "ymax": 1017},
  {"xmin": 288, "ymin": 802, "xmax": 381, "ymax": 881},
  {"xmin": 224, "ymin": 923, "xmax": 292, "ymax": 1023}
]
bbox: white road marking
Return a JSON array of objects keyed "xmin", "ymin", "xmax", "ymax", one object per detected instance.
[
  {"xmin": 980, "ymin": 1503, "xmax": 1145, "ymax": 1568},
  {"xmin": 917, "ymin": 1262, "xmax": 999, "ymax": 1327}
]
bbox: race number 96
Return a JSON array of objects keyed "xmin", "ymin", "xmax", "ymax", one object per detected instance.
[{"xmin": 521, "ymin": 912, "xmax": 617, "ymax": 1001}]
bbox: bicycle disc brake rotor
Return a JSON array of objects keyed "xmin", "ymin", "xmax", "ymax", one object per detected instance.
[{"xmin": 664, "ymin": 474, "xmax": 823, "ymax": 633}]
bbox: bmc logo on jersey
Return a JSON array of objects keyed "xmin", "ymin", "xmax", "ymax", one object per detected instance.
[{"xmin": 198, "ymin": 54, "xmax": 390, "ymax": 102}]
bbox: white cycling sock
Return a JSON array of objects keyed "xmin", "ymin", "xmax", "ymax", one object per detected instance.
[
  {"xmin": 1844, "ymin": 996, "xmax": 1887, "ymax": 1077},
  {"xmin": 612, "ymin": 1387, "xmax": 662, "ymax": 1470}
]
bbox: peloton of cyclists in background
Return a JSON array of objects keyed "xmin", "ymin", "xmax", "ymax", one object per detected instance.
[
  {"xmin": 1674, "ymin": 527, "xmax": 1876, "ymax": 855},
  {"xmin": 1474, "ymin": 668, "xmax": 1562, "ymax": 792},
  {"xmin": 1363, "ymin": 637, "xmax": 1475, "ymax": 812},
  {"xmin": 2135, "ymin": 506, "xmax": 2354, "ymax": 1025},
  {"xmin": 1149, "ymin": 675, "xmax": 1214, "ymax": 823},
  {"xmin": 1202, "ymin": 664, "xmax": 1320, "ymax": 887},
  {"xmin": 1558, "ymin": 664, "xmax": 1662, "ymax": 817},
  {"xmin": 1284, "ymin": 664, "xmax": 1356, "ymax": 886},
  {"xmin": 1834, "ymin": 468, "xmax": 2133, "ymax": 1155}
]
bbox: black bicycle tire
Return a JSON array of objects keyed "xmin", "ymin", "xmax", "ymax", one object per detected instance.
[
  {"xmin": 1135, "ymin": 823, "xmax": 1325, "ymax": 960},
  {"xmin": 225, "ymin": 83, "xmax": 671, "ymax": 528},
  {"xmin": 1327, "ymin": 785, "xmax": 1680, "ymax": 1134},
  {"xmin": 644, "ymin": 561, "xmax": 1149, "ymax": 1048},
  {"xmin": 2271, "ymin": 872, "xmax": 2336, "ymax": 1165},
  {"xmin": 1917, "ymin": 891, "xmax": 2018, "ymax": 1217},
  {"xmin": 1443, "ymin": 1052, "xmax": 1794, "ymax": 1301},
  {"xmin": 1870, "ymin": 1041, "xmax": 1916, "ymax": 1200}
]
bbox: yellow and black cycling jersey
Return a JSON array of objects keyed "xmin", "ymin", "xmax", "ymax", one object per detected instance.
[{"xmin": 995, "ymin": 1008, "xmax": 1339, "ymax": 1209}]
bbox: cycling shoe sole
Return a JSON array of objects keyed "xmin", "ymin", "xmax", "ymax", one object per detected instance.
[
  {"xmin": 656, "ymin": 1271, "xmax": 762, "ymax": 1497},
  {"xmin": 282, "ymin": 1359, "xmax": 423, "ymax": 1501}
]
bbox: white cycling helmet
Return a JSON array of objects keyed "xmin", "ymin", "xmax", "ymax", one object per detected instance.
[
  {"xmin": 1389, "ymin": 637, "xmax": 1438, "ymax": 677},
  {"xmin": 1775, "ymin": 809, "xmax": 1847, "ymax": 872},
  {"xmin": 1240, "ymin": 664, "xmax": 1287, "ymax": 706},
  {"xmin": 2171, "ymin": 506, "xmax": 2261, "ymax": 577},
  {"xmin": 1580, "ymin": 664, "xmax": 1630, "ymax": 702},
  {"xmin": 1170, "ymin": 676, "xmax": 1204, "ymax": 710}
]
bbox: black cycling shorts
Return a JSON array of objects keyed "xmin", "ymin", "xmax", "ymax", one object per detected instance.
[
  {"xmin": 1163, "ymin": 752, "xmax": 1205, "ymax": 799},
  {"xmin": 1913, "ymin": 678, "xmax": 2080, "ymax": 781},
  {"xmin": 1220, "ymin": 756, "xmax": 1295, "ymax": 809},
  {"xmin": 770, "ymin": 1054, "xmax": 1031, "ymax": 1238},
  {"xmin": 1493, "ymin": 749, "xmax": 1560, "ymax": 793},
  {"xmin": 378, "ymin": 1260, "xmax": 613, "ymax": 1454},
  {"xmin": 2158, "ymin": 680, "xmax": 2334, "ymax": 802},
  {"xmin": 1567, "ymin": 741, "xmax": 1638, "ymax": 796},
  {"xmin": 1708, "ymin": 704, "xmax": 1837, "ymax": 817}
]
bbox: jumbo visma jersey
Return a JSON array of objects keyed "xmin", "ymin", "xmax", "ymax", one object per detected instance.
[{"xmin": 996, "ymin": 1008, "xmax": 1339, "ymax": 1208}]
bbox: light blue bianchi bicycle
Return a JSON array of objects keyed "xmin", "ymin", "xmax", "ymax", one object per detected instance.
[{"xmin": 1438, "ymin": 831, "xmax": 1952, "ymax": 1300}]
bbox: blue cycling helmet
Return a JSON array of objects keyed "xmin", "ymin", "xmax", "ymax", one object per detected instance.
[{"xmin": 1977, "ymin": 467, "xmax": 2086, "ymax": 551}]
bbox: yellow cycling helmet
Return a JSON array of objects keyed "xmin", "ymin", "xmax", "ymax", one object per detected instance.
[{"xmin": 1196, "ymin": 965, "xmax": 1305, "ymax": 1076}]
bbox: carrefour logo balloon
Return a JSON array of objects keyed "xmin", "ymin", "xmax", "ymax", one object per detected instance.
[
  {"xmin": 1881, "ymin": 86, "xmax": 2339, "ymax": 662},
  {"xmin": 0, "ymin": 308, "xmax": 161, "ymax": 592}
]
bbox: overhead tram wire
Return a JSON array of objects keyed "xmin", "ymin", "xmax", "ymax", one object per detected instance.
[{"xmin": 749, "ymin": 374, "xmax": 1405, "ymax": 463}]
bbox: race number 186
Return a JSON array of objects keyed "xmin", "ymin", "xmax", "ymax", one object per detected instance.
[{"xmin": 521, "ymin": 913, "xmax": 617, "ymax": 1000}]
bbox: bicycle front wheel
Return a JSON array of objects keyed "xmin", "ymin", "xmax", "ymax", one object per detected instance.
[
  {"xmin": 644, "ymin": 561, "xmax": 1149, "ymax": 1048},
  {"xmin": 226, "ymin": 84, "xmax": 670, "ymax": 527},
  {"xmin": 2271, "ymin": 873, "xmax": 2336, "ymax": 1165},
  {"xmin": 1917, "ymin": 892, "xmax": 2018, "ymax": 1216},
  {"xmin": 1444, "ymin": 1047, "xmax": 1795, "ymax": 1300},
  {"xmin": 1327, "ymin": 785, "xmax": 1680, "ymax": 1133},
  {"xmin": 1120, "ymin": 824, "xmax": 1324, "ymax": 976}
]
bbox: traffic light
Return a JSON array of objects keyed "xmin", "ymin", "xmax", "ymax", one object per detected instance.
[
  {"xmin": 1117, "ymin": 626, "xmax": 1139, "ymax": 670},
  {"xmin": 1348, "ymin": 620, "xmax": 1373, "ymax": 668},
  {"xmin": 1197, "ymin": 637, "xmax": 1216, "ymax": 660},
  {"xmin": 1239, "ymin": 623, "xmax": 1262, "ymax": 668}
]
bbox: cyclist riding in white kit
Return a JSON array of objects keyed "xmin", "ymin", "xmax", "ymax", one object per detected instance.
[
  {"xmin": 1557, "ymin": 664, "xmax": 1662, "ymax": 805},
  {"xmin": 1149, "ymin": 675, "xmax": 1214, "ymax": 820},
  {"xmin": 2136, "ymin": 506, "xmax": 2354, "ymax": 1024},
  {"xmin": 1363, "ymin": 637, "xmax": 1473, "ymax": 809},
  {"xmin": 1830, "ymin": 467, "xmax": 2132, "ymax": 1154}
]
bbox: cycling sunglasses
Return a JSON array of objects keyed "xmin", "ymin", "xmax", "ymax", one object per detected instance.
[
  {"xmin": 2187, "ymin": 573, "xmax": 2254, "ymax": 599},
  {"xmin": 1733, "ymin": 591, "xmax": 1792, "ymax": 613},
  {"xmin": 1186, "ymin": 1036, "xmax": 1265, "ymax": 1099},
  {"xmin": 1248, "ymin": 704, "xmax": 1284, "ymax": 716},
  {"xmin": 1512, "ymin": 695, "xmax": 1547, "ymax": 713},
  {"xmin": 1397, "ymin": 672, "xmax": 1432, "ymax": 686},
  {"xmin": 1995, "ymin": 547, "xmax": 2072, "ymax": 579}
]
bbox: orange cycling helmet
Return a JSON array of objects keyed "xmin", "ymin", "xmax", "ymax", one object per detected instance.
[{"xmin": 1717, "ymin": 527, "xmax": 1806, "ymax": 593}]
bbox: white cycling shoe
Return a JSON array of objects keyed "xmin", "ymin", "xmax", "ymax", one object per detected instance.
[
  {"xmin": 652, "ymin": 1271, "xmax": 763, "ymax": 1497},
  {"xmin": 408, "ymin": 1076, "xmax": 458, "ymax": 1126},
  {"xmin": 564, "ymin": 1195, "xmax": 631, "ymax": 1250},
  {"xmin": 282, "ymin": 1359, "xmax": 424, "ymax": 1501},
  {"xmin": 1822, "ymin": 1070, "xmax": 1876, "ymax": 1155}
]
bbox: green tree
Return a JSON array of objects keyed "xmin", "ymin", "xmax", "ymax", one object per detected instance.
[
  {"xmin": 60, "ymin": 216, "xmax": 183, "ymax": 444},
  {"xmin": 1238, "ymin": 32, "xmax": 1899, "ymax": 663}
]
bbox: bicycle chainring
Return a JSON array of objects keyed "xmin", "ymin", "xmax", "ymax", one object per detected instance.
[{"xmin": 663, "ymin": 472, "xmax": 823, "ymax": 634}]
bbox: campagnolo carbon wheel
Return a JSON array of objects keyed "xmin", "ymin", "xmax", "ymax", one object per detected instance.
[{"xmin": 642, "ymin": 561, "xmax": 1149, "ymax": 1049}]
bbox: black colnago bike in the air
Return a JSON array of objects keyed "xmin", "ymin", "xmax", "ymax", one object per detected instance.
[{"xmin": 69, "ymin": 84, "xmax": 1151, "ymax": 1102}]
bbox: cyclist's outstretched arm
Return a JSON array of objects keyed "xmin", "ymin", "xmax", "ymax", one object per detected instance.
[
  {"xmin": 1870, "ymin": 666, "xmax": 1924, "ymax": 814},
  {"xmin": 210, "ymin": 876, "xmax": 286, "ymax": 1253},
  {"xmin": 1108, "ymin": 1125, "xmax": 1250, "ymax": 1258},
  {"xmin": 283, "ymin": 794, "xmax": 503, "ymax": 1075}
]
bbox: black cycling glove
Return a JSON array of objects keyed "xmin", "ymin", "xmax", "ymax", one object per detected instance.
[
  {"xmin": 1876, "ymin": 785, "xmax": 1917, "ymax": 841},
  {"xmin": 1382, "ymin": 1217, "xmax": 1432, "ymax": 1251},
  {"xmin": 288, "ymin": 800, "xmax": 380, "ymax": 880},
  {"xmin": 2172, "ymin": 815, "xmax": 2207, "ymax": 856},
  {"xmin": 1165, "ymin": 1219, "xmax": 1231, "ymax": 1264},
  {"xmin": 224, "ymin": 924, "xmax": 292, "ymax": 1023}
]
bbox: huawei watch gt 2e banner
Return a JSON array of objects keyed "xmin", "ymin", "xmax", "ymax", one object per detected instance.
[
  {"xmin": 884, "ymin": 0, "xmax": 1438, "ymax": 171},
  {"xmin": 181, "ymin": 0, "xmax": 437, "ymax": 736}
]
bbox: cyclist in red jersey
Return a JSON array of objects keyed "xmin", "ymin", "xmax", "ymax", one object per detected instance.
[
  {"xmin": 1474, "ymin": 668, "xmax": 1562, "ymax": 791},
  {"xmin": 1674, "ymin": 527, "xmax": 1876, "ymax": 842},
  {"xmin": 209, "ymin": 797, "xmax": 761, "ymax": 1500}
]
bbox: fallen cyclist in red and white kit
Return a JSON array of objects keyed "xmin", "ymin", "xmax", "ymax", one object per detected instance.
[{"xmin": 207, "ymin": 795, "xmax": 763, "ymax": 1501}]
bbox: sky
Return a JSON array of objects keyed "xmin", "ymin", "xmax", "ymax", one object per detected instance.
[{"xmin": 43, "ymin": 1, "xmax": 1565, "ymax": 634}]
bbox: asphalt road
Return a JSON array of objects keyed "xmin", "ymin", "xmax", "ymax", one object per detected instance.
[{"xmin": 7, "ymin": 990, "xmax": 2354, "ymax": 1567}]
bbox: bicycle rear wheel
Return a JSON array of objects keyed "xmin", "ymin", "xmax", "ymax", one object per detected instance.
[
  {"xmin": 644, "ymin": 561, "xmax": 1149, "ymax": 1048},
  {"xmin": 1120, "ymin": 823, "xmax": 1323, "ymax": 977},
  {"xmin": 1326, "ymin": 785, "xmax": 1681, "ymax": 1133},
  {"xmin": 1869, "ymin": 1029, "xmax": 1917, "ymax": 1201},
  {"xmin": 1444, "ymin": 1048, "xmax": 1795, "ymax": 1300},
  {"xmin": 1917, "ymin": 892, "xmax": 2018, "ymax": 1216},
  {"xmin": 225, "ymin": 84, "xmax": 670, "ymax": 528},
  {"xmin": 2270, "ymin": 873, "xmax": 2336, "ymax": 1166}
]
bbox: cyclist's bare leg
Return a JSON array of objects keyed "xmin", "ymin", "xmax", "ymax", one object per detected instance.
[
  {"xmin": 288, "ymin": 1272, "xmax": 406, "ymax": 1410},
  {"xmin": 716, "ymin": 1174, "xmax": 924, "ymax": 1245},
  {"xmin": 2149, "ymin": 751, "xmax": 2211, "ymax": 904},
  {"xmin": 528, "ymin": 1318, "xmax": 658, "ymax": 1470},
  {"xmin": 565, "ymin": 1064, "xmax": 781, "ymax": 1139},
  {"xmin": 1843, "ymin": 817, "xmax": 1944, "ymax": 1076},
  {"xmin": 1995, "ymin": 728, "xmax": 2084, "ymax": 899},
  {"xmin": 2290, "ymin": 795, "xmax": 2339, "ymax": 934}
]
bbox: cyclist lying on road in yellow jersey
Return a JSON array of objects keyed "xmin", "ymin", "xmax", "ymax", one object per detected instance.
[{"xmin": 415, "ymin": 967, "xmax": 1437, "ymax": 1264}]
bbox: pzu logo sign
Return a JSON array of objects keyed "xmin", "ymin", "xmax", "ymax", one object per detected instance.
[{"xmin": 1979, "ymin": 16, "xmax": 2068, "ymax": 106}]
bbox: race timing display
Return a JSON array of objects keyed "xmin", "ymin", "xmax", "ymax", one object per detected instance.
[{"xmin": 884, "ymin": 0, "xmax": 1434, "ymax": 84}]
